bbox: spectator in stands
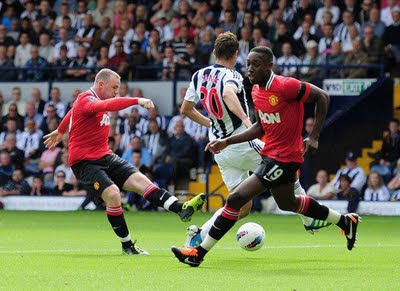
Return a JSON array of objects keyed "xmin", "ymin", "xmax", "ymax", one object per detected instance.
[
  {"xmin": 55, "ymin": 1, "xmax": 77, "ymax": 30},
  {"xmin": 76, "ymin": 0, "xmax": 88, "ymax": 29},
  {"xmin": 358, "ymin": 0, "xmax": 373, "ymax": 25},
  {"xmin": 127, "ymin": 41, "xmax": 148, "ymax": 79},
  {"xmin": 39, "ymin": 142, "xmax": 61, "ymax": 187},
  {"xmin": 144, "ymin": 119, "xmax": 168, "ymax": 165},
  {"xmin": 44, "ymin": 87, "xmax": 67, "ymax": 118},
  {"xmin": 24, "ymin": 45, "xmax": 48, "ymax": 81},
  {"xmin": 0, "ymin": 169, "xmax": 30, "ymax": 196},
  {"xmin": 300, "ymin": 40, "xmax": 322, "ymax": 83},
  {"xmin": 75, "ymin": 14, "xmax": 96, "ymax": 50},
  {"xmin": 116, "ymin": 82, "xmax": 132, "ymax": 118},
  {"xmin": 162, "ymin": 46, "xmax": 177, "ymax": 80},
  {"xmin": 40, "ymin": 104, "xmax": 61, "ymax": 135},
  {"xmin": 54, "ymin": 28, "xmax": 78, "ymax": 59},
  {"xmin": 92, "ymin": 0, "xmax": 114, "ymax": 28},
  {"xmin": 18, "ymin": 118, "xmax": 42, "ymax": 160},
  {"xmin": 119, "ymin": 114, "xmax": 143, "ymax": 151},
  {"xmin": 0, "ymin": 119, "xmax": 22, "ymax": 146},
  {"xmin": 315, "ymin": 0, "xmax": 340, "ymax": 26},
  {"xmin": 307, "ymin": 169, "xmax": 336, "ymax": 199},
  {"xmin": 146, "ymin": 28, "xmax": 165, "ymax": 65},
  {"xmin": 388, "ymin": 158, "xmax": 400, "ymax": 194},
  {"xmin": 24, "ymin": 102, "xmax": 43, "ymax": 128},
  {"xmin": 0, "ymin": 45, "xmax": 16, "ymax": 81},
  {"xmin": 341, "ymin": 39, "xmax": 369, "ymax": 78},
  {"xmin": 30, "ymin": 175, "xmax": 49, "ymax": 196},
  {"xmin": 331, "ymin": 151, "xmax": 367, "ymax": 193},
  {"xmin": 66, "ymin": 45, "xmax": 94, "ymax": 80},
  {"xmin": 334, "ymin": 10, "xmax": 361, "ymax": 46},
  {"xmin": 220, "ymin": 10, "xmax": 238, "ymax": 35},
  {"xmin": 294, "ymin": 20, "xmax": 320, "ymax": 57},
  {"xmin": 122, "ymin": 136, "xmax": 152, "ymax": 167},
  {"xmin": 6, "ymin": 45, "xmax": 15, "ymax": 62},
  {"xmin": 54, "ymin": 45, "xmax": 71, "ymax": 80},
  {"xmin": 276, "ymin": 42, "xmax": 300, "ymax": 77},
  {"xmin": 364, "ymin": 171, "xmax": 390, "ymax": 201},
  {"xmin": 92, "ymin": 16, "xmax": 113, "ymax": 53},
  {"xmin": 1, "ymin": 103, "xmax": 24, "ymax": 131},
  {"xmin": 362, "ymin": 7, "xmax": 386, "ymax": 38},
  {"xmin": 318, "ymin": 23, "xmax": 334, "ymax": 54},
  {"xmin": 0, "ymin": 151, "xmax": 15, "ymax": 185},
  {"xmin": 36, "ymin": 0, "xmax": 57, "ymax": 31},
  {"xmin": 197, "ymin": 28, "xmax": 214, "ymax": 65},
  {"xmin": 31, "ymin": 88, "xmax": 45, "ymax": 115},
  {"xmin": 272, "ymin": 22, "xmax": 296, "ymax": 58},
  {"xmin": 14, "ymin": 32, "xmax": 32, "ymax": 68},
  {"xmin": 96, "ymin": 45, "xmax": 109, "ymax": 68},
  {"xmin": 106, "ymin": 40, "xmax": 128, "ymax": 78},
  {"xmin": 381, "ymin": 0, "xmax": 399, "ymax": 26},
  {"xmin": 151, "ymin": 0, "xmax": 177, "ymax": 24},
  {"xmin": 63, "ymin": 174, "xmax": 87, "ymax": 196},
  {"xmin": 326, "ymin": 41, "xmax": 345, "ymax": 77},
  {"xmin": 383, "ymin": 7, "xmax": 400, "ymax": 71},
  {"xmin": 361, "ymin": 25, "xmax": 383, "ymax": 64},
  {"xmin": 29, "ymin": 20, "xmax": 48, "ymax": 46},
  {"xmin": 0, "ymin": 25, "xmax": 15, "ymax": 47},
  {"xmin": 54, "ymin": 16, "xmax": 77, "ymax": 43},
  {"xmin": 20, "ymin": 1, "xmax": 38, "ymax": 21},
  {"xmin": 2, "ymin": 134, "xmax": 24, "ymax": 170},
  {"xmin": 370, "ymin": 119, "xmax": 400, "ymax": 182},
  {"xmin": 153, "ymin": 14, "xmax": 174, "ymax": 44},
  {"xmin": 339, "ymin": 25, "xmax": 360, "ymax": 53},
  {"xmin": 39, "ymin": 33, "xmax": 55, "ymax": 64},
  {"xmin": 337, "ymin": 174, "xmax": 360, "ymax": 212},
  {"xmin": 4, "ymin": 87, "xmax": 26, "ymax": 116},
  {"xmin": 343, "ymin": 0, "xmax": 360, "ymax": 22},
  {"xmin": 143, "ymin": 106, "xmax": 167, "ymax": 132},
  {"xmin": 52, "ymin": 170, "xmax": 73, "ymax": 196},
  {"xmin": 165, "ymin": 119, "xmax": 195, "ymax": 187},
  {"xmin": 177, "ymin": 41, "xmax": 198, "ymax": 80}
]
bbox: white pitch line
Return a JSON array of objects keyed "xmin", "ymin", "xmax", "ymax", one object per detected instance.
[{"xmin": 0, "ymin": 244, "xmax": 399, "ymax": 254}]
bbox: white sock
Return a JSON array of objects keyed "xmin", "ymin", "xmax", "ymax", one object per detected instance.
[
  {"xmin": 118, "ymin": 234, "xmax": 131, "ymax": 243},
  {"xmin": 200, "ymin": 234, "xmax": 218, "ymax": 251},
  {"xmin": 294, "ymin": 180, "xmax": 313, "ymax": 226},
  {"xmin": 200, "ymin": 208, "xmax": 223, "ymax": 240},
  {"xmin": 326, "ymin": 208, "xmax": 342, "ymax": 224}
]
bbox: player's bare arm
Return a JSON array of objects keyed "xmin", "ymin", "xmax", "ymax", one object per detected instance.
[
  {"xmin": 181, "ymin": 100, "xmax": 210, "ymax": 128},
  {"xmin": 206, "ymin": 115, "xmax": 263, "ymax": 154},
  {"xmin": 222, "ymin": 85, "xmax": 252, "ymax": 128},
  {"xmin": 303, "ymin": 84, "xmax": 330, "ymax": 154}
]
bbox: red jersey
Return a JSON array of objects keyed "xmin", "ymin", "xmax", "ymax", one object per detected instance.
[
  {"xmin": 58, "ymin": 88, "xmax": 139, "ymax": 166},
  {"xmin": 252, "ymin": 72, "xmax": 311, "ymax": 164}
]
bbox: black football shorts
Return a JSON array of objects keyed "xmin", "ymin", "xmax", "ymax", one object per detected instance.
[
  {"xmin": 71, "ymin": 154, "xmax": 138, "ymax": 197},
  {"xmin": 254, "ymin": 156, "xmax": 301, "ymax": 188}
]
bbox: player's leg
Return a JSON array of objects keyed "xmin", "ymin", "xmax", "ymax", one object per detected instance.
[
  {"xmin": 107, "ymin": 154, "xmax": 205, "ymax": 221},
  {"xmin": 270, "ymin": 182, "xmax": 361, "ymax": 251},
  {"xmin": 101, "ymin": 184, "xmax": 149, "ymax": 255},
  {"xmin": 172, "ymin": 174, "xmax": 267, "ymax": 266},
  {"xmin": 294, "ymin": 179, "xmax": 331, "ymax": 234}
]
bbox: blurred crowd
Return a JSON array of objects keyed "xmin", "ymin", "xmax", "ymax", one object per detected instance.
[
  {"xmin": 303, "ymin": 119, "xmax": 400, "ymax": 213},
  {"xmin": 0, "ymin": 84, "xmax": 209, "ymax": 210},
  {"xmin": 0, "ymin": 0, "xmax": 399, "ymax": 82}
]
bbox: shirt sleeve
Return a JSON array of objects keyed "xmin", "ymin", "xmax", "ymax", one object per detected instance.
[
  {"xmin": 58, "ymin": 110, "xmax": 72, "ymax": 134},
  {"xmin": 222, "ymin": 70, "xmax": 243, "ymax": 93},
  {"xmin": 80, "ymin": 96, "xmax": 140, "ymax": 114},
  {"xmin": 283, "ymin": 77, "xmax": 311, "ymax": 103},
  {"xmin": 184, "ymin": 73, "xmax": 200, "ymax": 103}
]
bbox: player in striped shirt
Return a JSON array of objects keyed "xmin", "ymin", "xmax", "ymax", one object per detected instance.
[{"xmin": 179, "ymin": 32, "xmax": 328, "ymax": 249}]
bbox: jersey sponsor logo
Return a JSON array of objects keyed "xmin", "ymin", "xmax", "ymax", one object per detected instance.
[
  {"xmin": 268, "ymin": 95, "xmax": 279, "ymax": 106},
  {"xmin": 100, "ymin": 113, "xmax": 110, "ymax": 126},
  {"xmin": 94, "ymin": 182, "xmax": 100, "ymax": 190},
  {"xmin": 258, "ymin": 110, "xmax": 281, "ymax": 124},
  {"xmin": 263, "ymin": 164, "xmax": 283, "ymax": 182}
]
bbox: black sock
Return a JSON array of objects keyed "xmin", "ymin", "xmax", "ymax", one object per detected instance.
[
  {"xmin": 295, "ymin": 195, "xmax": 329, "ymax": 220},
  {"xmin": 143, "ymin": 185, "xmax": 183, "ymax": 213},
  {"xmin": 198, "ymin": 205, "xmax": 240, "ymax": 258},
  {"xmin": 106, "ymin": 206, "xmax": 132, "ymax": 248}
]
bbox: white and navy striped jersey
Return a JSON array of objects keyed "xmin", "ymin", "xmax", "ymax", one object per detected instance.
[{"xmin": 184, "ymin": 64, "xmax": 249, "ymax": 140}]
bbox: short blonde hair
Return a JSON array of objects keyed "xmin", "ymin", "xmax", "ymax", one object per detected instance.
[{"xmin": 95, "ymin": 69, "xmax": 120, "ymax": 83}]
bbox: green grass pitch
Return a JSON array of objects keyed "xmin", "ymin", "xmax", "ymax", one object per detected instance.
[{"xmin": 0, "ymin": 211, "xmax": 399, "ymax": 290}]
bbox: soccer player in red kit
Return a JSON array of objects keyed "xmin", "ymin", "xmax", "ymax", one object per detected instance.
[
  {"xmin": 172, "ymin": 46, "xmax": 361, "ymax": 267},
  {"xmin": 44, "ymin": 69, "xmax": 205, "ymax": 255}
]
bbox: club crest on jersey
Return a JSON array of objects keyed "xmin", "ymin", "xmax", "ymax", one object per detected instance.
[
  {"xmin": 258, "ymin": 110, "xmax": 281, "ymax": 124},
  {"xmin": 268, "ymin": 95, "xmax": 279, "ymax": 106}
]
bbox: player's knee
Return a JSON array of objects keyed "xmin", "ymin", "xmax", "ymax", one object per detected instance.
[
  {"xmin": 102, "ymin": 185, "xmax": 121, "ymax": 206},
  {"xmin": 227, "ymin": 192, "xmax": 246, "ymax": 210}
]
